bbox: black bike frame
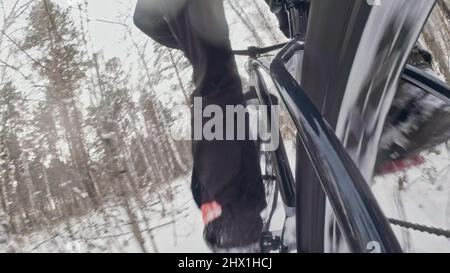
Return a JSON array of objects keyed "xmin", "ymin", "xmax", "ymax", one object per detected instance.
[
  {"xmin": 403, "ymin": 65, "xmax": 450, "ymax": 104},
  {"xmin": 245, "ymin": 41, "xmax": 402, "ymax": 253},
  {"xmin": 248, "ymin": 59, "xmax": 296, "ymax": 209},
  {"xmin": 271, "ymin": 41, "xmax": 403, "ymax": 253},
  {"xmin": 239, "ymin": 0, "xmax": 446, "ymax": 253}
]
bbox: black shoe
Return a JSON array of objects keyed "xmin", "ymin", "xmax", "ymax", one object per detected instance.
[{"xmin": 203, "ymin": 207, "xmax": 263, "ymax": 253}]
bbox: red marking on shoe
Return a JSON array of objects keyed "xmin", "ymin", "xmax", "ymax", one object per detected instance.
[{"xmin": 201, "ymin": 201, "xmax": 222, "ymax": 225}]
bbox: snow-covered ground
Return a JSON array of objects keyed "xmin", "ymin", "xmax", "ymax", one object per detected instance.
[
  {"xmin": 373, "ymin": 144, "xmax": 450, "ymax": 253},
  {"xmin": 2, "ymin": 144, "xmax": 450, "ymax": 253},
  {"xmin": 0, "ymin": 177, "xmax": 210, "ymax": 253}
]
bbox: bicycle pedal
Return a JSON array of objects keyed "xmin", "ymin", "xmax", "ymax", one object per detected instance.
[{"xmin": 260, "ymin": 231, "xmax": 287, "ymax": 253}]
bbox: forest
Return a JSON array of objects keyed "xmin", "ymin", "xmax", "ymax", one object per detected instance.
[{"xmin": 0, "ymin": 0, "xmax": 449, "ymax": 252}]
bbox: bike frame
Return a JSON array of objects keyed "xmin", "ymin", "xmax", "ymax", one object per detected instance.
[
  {"xmin": 247, "ymin": 56, "xmax": 296, "ymax": 209},
  {"xmin": 244, "ymin": 40, "xmax": 401, "ymax": 253},
  {"xmin": 238, "ymin": 0, "xmax": 449, "ymax": 253}
]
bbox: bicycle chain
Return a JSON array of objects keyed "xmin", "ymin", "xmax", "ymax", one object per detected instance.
[{"xmin": 388, "ymin": 218, "xmax": 450, "ymax": 239}]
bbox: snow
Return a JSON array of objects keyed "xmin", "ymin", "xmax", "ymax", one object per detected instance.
[
  {"xmin": 0, "ymin": 140, "xmax": 297, "ymax": 253},
  {"xmin": 372, "ymin": 145, "xmax": 450, "ymax": 252},
  {"xmin": 2, "ymin": 102, "xmax": 450, "ymax": 254},
  {"xmin": 0, "ymin": 176, "xmax": 210, "ymax": 253}
]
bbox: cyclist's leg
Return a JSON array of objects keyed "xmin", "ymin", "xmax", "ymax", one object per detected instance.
[
  {"xmin": 135, "ymin": 0, "xmax": 266, "ymax": 249},
  {"xmin": 133, "ymin": 0, "xmax": 179, "ymax": 49}
]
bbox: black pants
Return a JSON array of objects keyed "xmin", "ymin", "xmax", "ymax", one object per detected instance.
[{"xmin": 134, "ymin": 0, "xmax": 266, "ymax": 215}]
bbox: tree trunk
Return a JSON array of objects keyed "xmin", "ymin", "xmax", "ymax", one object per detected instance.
[{"xmin": 422, "ymin": 4, "xmax": 450, "ymax": 84}]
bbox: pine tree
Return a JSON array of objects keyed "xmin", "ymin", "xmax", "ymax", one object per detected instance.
[{"xmin": 23, "ymin": 0, "xmax": 100, "ymax": 207}]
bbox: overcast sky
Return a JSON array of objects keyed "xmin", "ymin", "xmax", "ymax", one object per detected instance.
[
  {"xmin": 1, "ymin": 0, "xmax": 284, "ymax": 109},
  {"xmin": 2, "ymin": 0, "xmax": 283, "ymax": 65}
]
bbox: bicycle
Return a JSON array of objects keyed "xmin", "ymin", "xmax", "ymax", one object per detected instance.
[{"xmin": 232, "ymin": 0, "xmax": 450, "ymax": 253}]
